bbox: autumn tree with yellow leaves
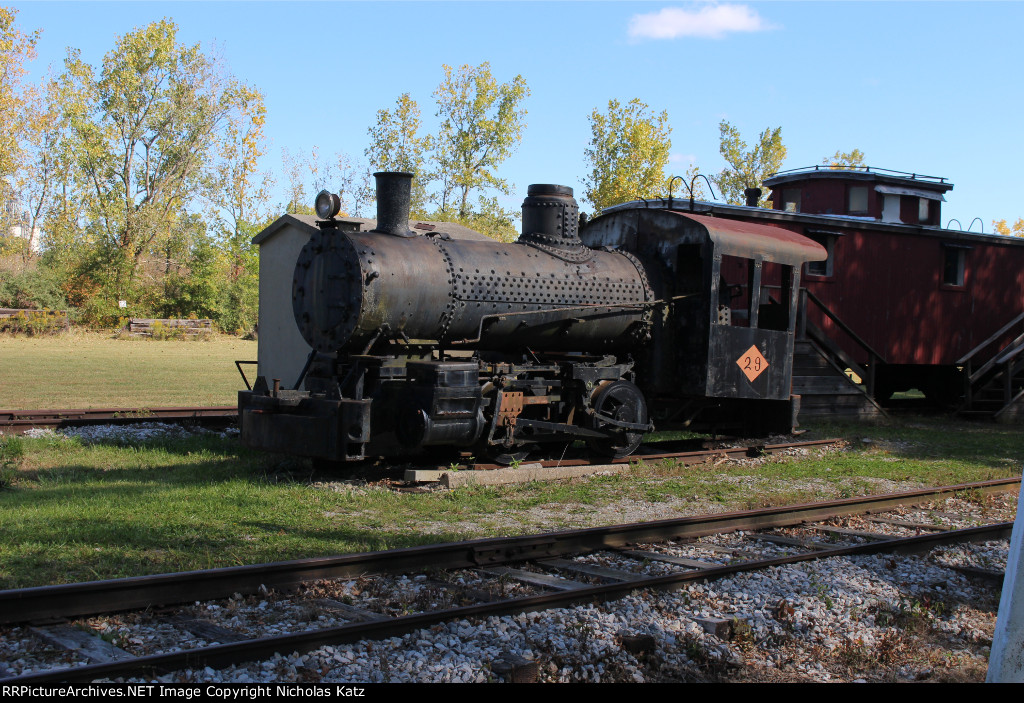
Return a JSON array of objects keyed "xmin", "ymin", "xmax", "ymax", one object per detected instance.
[
  {"xmin": 0, "ymin": 7, "xmax": 40, "ymax": 251},
  {"xmin": 714, "ymin": 120, "xmax": 786, "ymax": 207},
  {"xmin": 41, "ymin": 19, "xmax": 266, "ymax": 323},
  {"xmin": 993, "ymin": 218, "xmax": 1024, "ymax": 237},
  {"xmin": 822, "ymin": 149, "xmax": 866, "ymax": 170},
  {"xmin": 358, "ymin": 65, "xmax": 528, "ymax": 242},
  {"xmin": 583, "ymin": 98, "xmax": 672, "ymax": 213},
  {"xmin": 365, "ymin": 93, "xmax": 433, "ymax": 219},
  {"xmin": 433, "ymin": 63, "xmax": 529, "ymax": 221},
  {"xmin": 0, "ymin": 7, "xmax": 37, "ymax": 183}
]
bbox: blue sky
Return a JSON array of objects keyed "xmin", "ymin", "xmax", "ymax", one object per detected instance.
[{"xmin": 9, "ymin": 1, "xmax": 1024, "ymax": 229}]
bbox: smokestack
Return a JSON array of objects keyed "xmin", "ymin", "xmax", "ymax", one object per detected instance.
[
  {"xmin": 517, "ymin": 184, "xmax": 592, "ymax": 262},
  {"xmin": 744, "ymin": 187, "xmax": 762, "ymax": 207},
  {"xmin": 521, "ymin": 183, "xmax": 580, "ymax": 245},
  {"xmin": 372, "ymin": 171, "xmax": 415, "ymax": 237}
]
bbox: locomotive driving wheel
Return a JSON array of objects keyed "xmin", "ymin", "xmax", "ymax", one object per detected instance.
[{"xmin": 586, "ymin": 380, "xmax": 649, "ymax": 459}]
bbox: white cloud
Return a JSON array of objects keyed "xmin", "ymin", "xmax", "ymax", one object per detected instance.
[
  {"xmin": 628, "ymin": 4, "xmax": 778, "ymax": 41},
  {"xmin": 669, "ymin": 153, "xmax": 698, "ymax": 165}
]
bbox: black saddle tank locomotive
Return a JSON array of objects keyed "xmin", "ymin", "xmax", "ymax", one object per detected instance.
[{"xmin": 240, "ymin": 171, "xmax": 825, "ymax": 464}]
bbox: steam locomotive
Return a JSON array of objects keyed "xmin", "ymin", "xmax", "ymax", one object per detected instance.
[{"xmin": 239, "ymin": 172, "xmax": 826, "ymax": 464}]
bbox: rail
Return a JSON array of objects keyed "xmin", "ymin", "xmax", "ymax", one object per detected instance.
[
  {"xmin": 0, "ymin": 406, "xmax": 237, "ymax": 433},
  {"xmin": 798, "ymin": 288, "xmax": 886, "ymax": 398},
  {"xmin": 1, "ymin": 478, "xmax": 1016, "ymax": 683},
  {"xmin": 768, "ymin": 165, "xmax": 949, "ymax": 184}
]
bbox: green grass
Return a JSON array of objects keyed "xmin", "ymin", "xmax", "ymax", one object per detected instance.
[
  {"xmin": 0, "ymin": 415, "xmax": 1019, "ymax": 589},
  {"xmin": 0, "ymin": 331, "xmax": 256, "ymax": 408},
  {"xmin": 0, "ymin": 335, "xmax": 1019, "ymax": 588},
  {"xmin": 0, "ymin": 433, "xmax": 469, "ymax": 587}
]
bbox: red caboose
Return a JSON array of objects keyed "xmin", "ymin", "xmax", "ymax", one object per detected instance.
[
  {"xmin": 606, "ymin": 166, "xmax": 1024, "ymax": 422},
  {"xmin": 739, "ymin": 166, "xmax": 1023, "ymax": 420}
]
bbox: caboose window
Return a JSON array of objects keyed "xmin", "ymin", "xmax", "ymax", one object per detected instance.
[
  {"xmin": 918, "ymin": 197, "xmax": 930, "ymax": 223},
  {"xmin": 848, "ymin": 186, "xmax": 868, "ymax": 215},
  {"xmin": 942, "ymin": 246, "xmax": 965, "ymax": 286},
  {"xmin": 881, "ymin": 194, "xmax": 901, "ymax": 223},
  {"xmin": 804, "ymin": 231, "xmax": 838, "ymax": 278},
  {"xmin": 783, "ymin": 189, "xmax": 801, "ymax": 213}
]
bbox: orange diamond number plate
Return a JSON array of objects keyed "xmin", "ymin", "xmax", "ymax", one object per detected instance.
[{"xmin": 737, "ymin": 345, "xmax": 769, "ymax": 382}]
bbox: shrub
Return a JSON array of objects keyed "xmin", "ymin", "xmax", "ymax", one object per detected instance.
[
  {"xmin": 0, "ymin": 309, "xmax": 71, "ymax": 336},
  {"xmin": 0, "ymin": 268, "xmax": 67, "ymax": 310}
]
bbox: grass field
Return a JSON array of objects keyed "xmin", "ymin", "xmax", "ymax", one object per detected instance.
[
  {"xmin": 0, "ymin": 332, "xmax": 1020, "ymax": 590},
  {"xmin": 0, "ymin": 332, "xmax": 256, "ymax": 408},
  {"xmin": 0, "ymin": 416, "xmax": 1020, "ymax": 589}
]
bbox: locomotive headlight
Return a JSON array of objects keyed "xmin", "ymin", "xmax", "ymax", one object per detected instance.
[{"xmin": 315, "ymin": 190, "xmax": 342, "ymax": 220}]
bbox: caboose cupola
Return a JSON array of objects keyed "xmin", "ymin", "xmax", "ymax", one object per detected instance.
[{"xmin": 763, "ymin": 166, "xmax": 953, "ymax": 226}]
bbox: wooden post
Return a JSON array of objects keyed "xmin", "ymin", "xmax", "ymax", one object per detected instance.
[
  {"xmin": 1005, "ymin": 361, "xmax": 1013, "ymax": 407},
  {"xmin": 965, "ymin": 359, "xmax": 974, "ymax": 409},
  {"xmin": 796, "ymin": 288, "xmax": 807, "ymax": 340},
  {"xmin": 866, "ymin": 356, "xmax": 876, "ymax": 399}
]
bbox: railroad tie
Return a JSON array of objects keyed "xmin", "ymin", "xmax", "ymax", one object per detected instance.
[
  {"xmin": 29, "ymin": 624, "xmax": 133, "ymax": 665},
  {"xmin": 537, "ymin": 558, "xmax": 646, "ymax": 582},
  {"xmin": 168, "ymin": 616, "xmax": 246, "ymax": 644},
  {"xmin": 480, "ymin": 566, "xmax": 589, "ymax": 591},
  {"xmin": 615, "ymin": 548, "xmax": 721, "ymax": 570},
  {"xmin": 311, "ymin": 599, "xmax": 392, "ymax": 622}
]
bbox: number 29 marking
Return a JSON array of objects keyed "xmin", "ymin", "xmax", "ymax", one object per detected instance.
[{"xmin": 736, "ymin": 345, "xmax": 769, "ymax": 382}]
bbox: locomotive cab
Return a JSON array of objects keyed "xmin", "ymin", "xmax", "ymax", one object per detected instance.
[{"xmin": 581, "ymin": 207, "xmax": 826, "ymax": 433}]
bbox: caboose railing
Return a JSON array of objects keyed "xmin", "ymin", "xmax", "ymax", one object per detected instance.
[
  {"xmin": 957, "ymin": 311, "xmax": 1024, "ymax": 415},
  {"xmin": 797, "ymin": 289, "xmax": 886, "ymax": 399}
]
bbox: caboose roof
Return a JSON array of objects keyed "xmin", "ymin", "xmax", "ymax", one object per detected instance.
[{"xmin": 763, "ymin": 166, "xmax": 954, "ymax": 196}]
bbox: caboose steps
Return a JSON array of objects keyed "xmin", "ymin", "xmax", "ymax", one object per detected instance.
[
  {"xmin": 792, "ymin": 340, "xmax": 886, "ymax": 423},
  {"xmin": 956, "ymin": 312, "xmax": 1024, "ymax": 423}
]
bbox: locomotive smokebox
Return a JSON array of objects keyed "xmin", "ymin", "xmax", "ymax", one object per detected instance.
[{"xmin": 371, "ymin": 171, "xmax": 416, "ymax": 238}]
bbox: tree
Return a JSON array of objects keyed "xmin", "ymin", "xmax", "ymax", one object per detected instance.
[
  {"xmin": 15, "ymin": 73, "xmax": 67, "ymax": 258},
  {"xmin": 433, "ymin": 62, "xmax": 529, "ymax": 219},
  {"xmin": 332, "ymin": 151, "xmax": 371, "ymax": 217},
  {"xmin": 281, "ymin": 147, "xmax": 311, "ymax": 214},
  {"xmin": 582, "ymin": 98, "xmax": 672, "ymax": 212},
  {"xmin": 714, "ymin": 120, "xmax": 786, "ymax": 206},
  {"xmin": 822, "ymin": 149, "xmax": 865, "ymax": 170},
  {"xmin": 0, "ymin": 6, "xmax": 39, "ymax": 182},
  {"xmin": 281, "ymin": 146, "xmax": 368, "ymax": 217},
  {"xmin": 199, "ymin": 86, "xmax": 271, "ymax": 335},
  {"xmin": 993, "ymin": 218, "xmax": 1024, "ymax": 237},
  {"xmin": 33, "ymin": 75, "xmax": 95, "ymax": 311},
  {"xmin": 152, "ymin": 213, "xmax": 220, "ymax": 320},
  {"xmin": 459, "ymin": 195, "xmax": 518, "ymax": 243},
  {"xmin": 365, "ymin": 93, "xmax": 433, "ymax": 218},
  {"xmin": 59, "ymin": 20, "xmax": 245, "ymax": 302},
  {"xmin": 0, "ymin": 7, "xmax": 40, "ymax": 249},
  {"xmin": 207, "ymin": 83, "xmax": 273, "ymax": 245}
]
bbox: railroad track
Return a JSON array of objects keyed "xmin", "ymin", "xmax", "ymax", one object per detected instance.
[
  {"xmin": 1, "ymin": 406, "xmax": 835, "ymax": 483},
  {"xmin": 0, "ymin": 407, "xmax": 238, "ymax": 434},
  {"xmin": 1, "ymin": 478, "xmax": 1016, "ymax": 683}
]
